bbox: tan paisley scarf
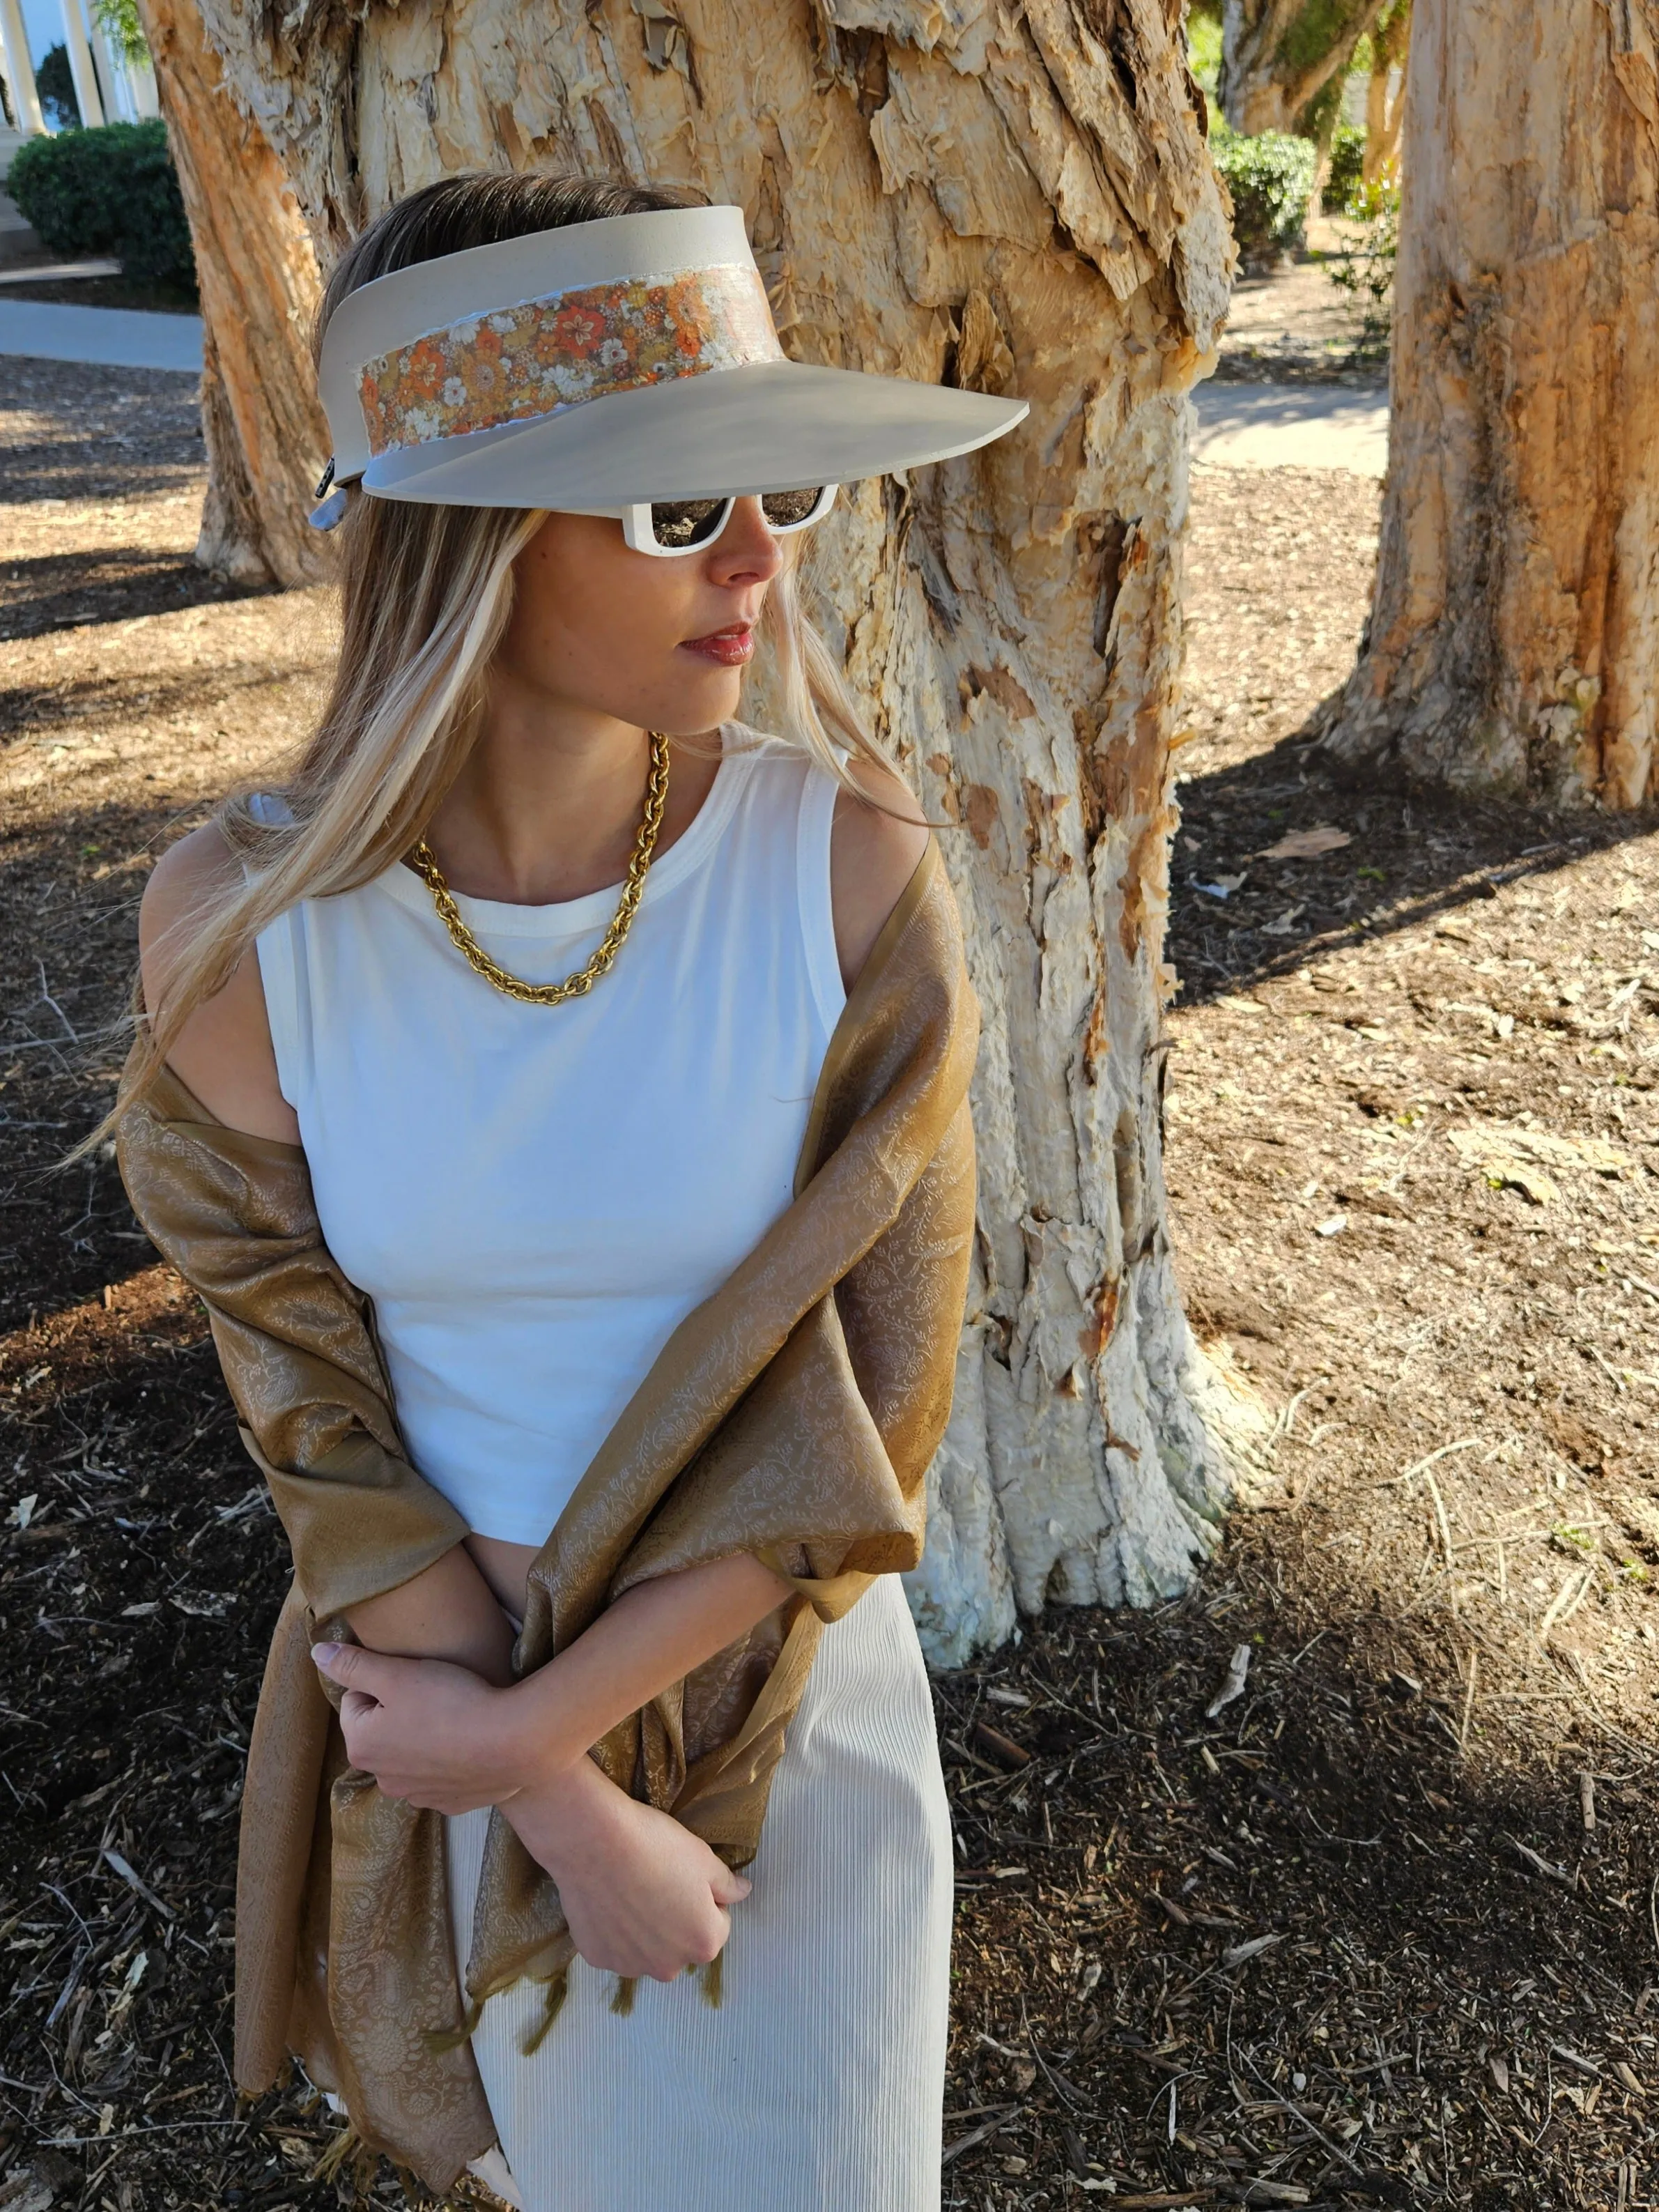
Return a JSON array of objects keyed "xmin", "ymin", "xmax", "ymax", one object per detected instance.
[{"xmin": 115, "ymin": 838, "xmax": 978, "ymax": 2191}]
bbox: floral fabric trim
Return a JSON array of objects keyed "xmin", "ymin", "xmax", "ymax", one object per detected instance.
[{"xmin": 356, "ymin": 263, "xmax": 783, "ymax": 456}]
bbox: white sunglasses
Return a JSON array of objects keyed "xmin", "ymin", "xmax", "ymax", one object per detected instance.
[{"xmin": 596, "ymin": 484, "xmax": 838, "ymax": 558}]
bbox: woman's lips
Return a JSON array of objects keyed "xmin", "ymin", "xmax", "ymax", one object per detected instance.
[{"xmin": 679, "ymin": 624, "xmax": 755, "ymax": 666}]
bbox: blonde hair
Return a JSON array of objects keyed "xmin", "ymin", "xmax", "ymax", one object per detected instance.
[{"xmin": 96, "ymin": 173, "xmax": 897, "ymax": 1150}]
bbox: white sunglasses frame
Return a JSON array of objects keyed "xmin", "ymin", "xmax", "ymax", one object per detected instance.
[{"xmin": 605, "ymin": 483, "xmax": 839, "ymax": 559}]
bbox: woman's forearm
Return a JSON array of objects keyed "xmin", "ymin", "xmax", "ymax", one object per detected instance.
[
  {"xmin": 504, "ymin": 1553, "xmax": 792, "ymax": 1781},
  {"xmin": 345, "ymin": 1544, "xmax": 517, "ymax": 1687}
]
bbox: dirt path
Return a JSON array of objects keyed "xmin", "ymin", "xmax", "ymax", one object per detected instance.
[{"xmin": 2, "ymin": 363, "xmax": 1657, "ymax": 2212}]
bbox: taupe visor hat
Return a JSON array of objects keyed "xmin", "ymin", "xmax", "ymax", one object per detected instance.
[{"xmin": 312, "ymin": 203, "xmax": 1027, "ymax": 523}]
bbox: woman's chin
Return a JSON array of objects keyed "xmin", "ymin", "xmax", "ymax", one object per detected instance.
[{"xmin": 645, "ymin": 664, "xmax": 746, "ymax": 733}]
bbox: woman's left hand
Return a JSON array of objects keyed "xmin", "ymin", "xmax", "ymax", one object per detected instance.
[{"xmin": 310, "ymin": 1641, "xmax": 539, "ymax": 1813}]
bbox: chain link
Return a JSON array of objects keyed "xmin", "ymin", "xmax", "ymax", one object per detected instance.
[{"xmin": 405, "ymin": 730, "xmax": 671, "ymax": 1006}]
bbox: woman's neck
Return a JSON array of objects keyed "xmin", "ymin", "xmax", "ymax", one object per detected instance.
[{"xmin": 421, "ymin": 673, "xmax": 722, "ymax": 907}]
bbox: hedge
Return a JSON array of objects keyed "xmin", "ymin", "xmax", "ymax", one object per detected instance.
[
  {"xmin": 1210, "ymin": 125, "xmax": 1318, "ymax": 270},
  {"xmin": 8, "ymin": 118, "xmax": 196, "ymax": 294}
]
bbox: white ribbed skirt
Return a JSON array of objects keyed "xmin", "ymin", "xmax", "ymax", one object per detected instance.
[{"xmin": 444, "ymin": 1574, "xmax": 954, "ymax": 2212}]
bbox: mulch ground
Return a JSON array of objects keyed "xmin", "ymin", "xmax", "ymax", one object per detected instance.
[{"xmin": 2, "ymin": 353, "xmax": 1656, "ymax": 2212}]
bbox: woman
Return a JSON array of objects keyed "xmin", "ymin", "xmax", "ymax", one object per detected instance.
[{"xmin": 111, "ymin": 173, "xmax": 1025, "ymax": 2209}]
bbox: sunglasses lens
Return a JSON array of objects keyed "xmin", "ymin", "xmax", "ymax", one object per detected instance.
[
  {"xmin": 648, "ymin": 498, "xmax": 730, "ymax": 550},
  {"xmin": 759, "ymin": 487, "xmax": 828, "ymax": 530}
]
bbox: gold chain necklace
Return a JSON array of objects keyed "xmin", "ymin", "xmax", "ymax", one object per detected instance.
[{"xmin": 405, "ymin": 730, "xmax": 671, "ymax": 1006}]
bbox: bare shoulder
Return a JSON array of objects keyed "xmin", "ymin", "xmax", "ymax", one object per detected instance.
[
  {"xmin": 139, "ymin": 822, "xmax": 300, "ymax": 1143},
  {"xmin": 829, "ymin": 756, "xmax": 931, "ymax": 992},
  {"xmin": 139, "ymin": 822, "xmax": 240, "ymax": 960}
]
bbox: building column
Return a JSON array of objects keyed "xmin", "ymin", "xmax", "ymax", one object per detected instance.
[
  {"xmin": 127, "ymin": 50, "xmax": 160, "ymax": 118},
  {"xmin": 84, "ymin": 0, "xmax": 123, "ymax": 119},
  {"xmin": 57, "ymin": 0, "xmax": 106, "ymax": 127},
  {"xmin": 0, "ymin": 0, "xmax": 44, "ymax": 134}
]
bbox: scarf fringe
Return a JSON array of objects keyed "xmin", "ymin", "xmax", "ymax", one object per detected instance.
[
  {"xmin": 428, "ymin": 1941, "xmax": 727, "ymax": 2063},
  {"xmin": 518, "ymin": 1965, "xmax": 571, "ymax": 2056},
  {"xmin": 424, "ymin": 1993, "xmax": 486, "ymax": 2056}
]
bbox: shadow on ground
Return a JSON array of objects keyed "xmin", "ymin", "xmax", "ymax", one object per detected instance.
[
  {"xmin": 1169, "ymin": 714, "xmax": 1656, "ymax": 1013},
  {"xmin": 3, "ymin": 1264, "xmax": 1653, "ymax": 2211},
  {"xmin": 939, "ymin": 1486, "xmax": 1658, "ymax": 2211},
  {"xmin": 0, "ymin": 546, "xmax": 263, "ymax": 641}
]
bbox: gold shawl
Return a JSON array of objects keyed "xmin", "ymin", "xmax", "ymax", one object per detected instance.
[{"xmin": 115, "ymin": 840, "xmax": 978, "ymax": 2190}]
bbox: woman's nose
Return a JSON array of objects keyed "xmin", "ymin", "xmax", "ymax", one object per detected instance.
[{"xmin": 709, "ymin": 497, "xmax": 785, "ymax": 583}]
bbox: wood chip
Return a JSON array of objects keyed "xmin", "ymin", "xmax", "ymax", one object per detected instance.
[
  {"xmin": 1223, "ymin": 1933, "xmax": 1284, "ymax": 1968},
  {"xmin": 973, "ymin": 1719, "xmax": 1032, "ymax": 1769},
  {"xmin": 1205, "ymin": 1644, "xmax": 1252, "ymax": 1718}
]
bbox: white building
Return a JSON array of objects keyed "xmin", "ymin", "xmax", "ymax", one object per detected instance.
[{"xmin": 1, "ymin": 0, "xmax": 160, "ymax": 149}]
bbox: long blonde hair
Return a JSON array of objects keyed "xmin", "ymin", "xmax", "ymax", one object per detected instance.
[{"xmin": 99, "ymin": 172, "xmax": 895, "ymax": 1148}]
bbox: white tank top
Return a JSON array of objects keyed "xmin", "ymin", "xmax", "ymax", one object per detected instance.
[{"xmin": 250, "ymin": 730, "xmax": 845, "ymax": 1546}]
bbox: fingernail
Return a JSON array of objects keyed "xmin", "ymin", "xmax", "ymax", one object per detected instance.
[{"xmin": 311, "ymin": 1641, "xmax": 341, "ymax": 1666}]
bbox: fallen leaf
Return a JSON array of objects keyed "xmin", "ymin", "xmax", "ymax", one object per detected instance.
[
  {"xmin": 1258, "ymin": 824, "xmax": 1352, "ymax": 860},
  {"xmin": 1316, "ymin": 1215, "xmax": 1349, "ymax": 1237},
  {"xmin": 169, "ymin": 1592, "xmax": 231, "ymax": 1620},
  {"xmin": 0, "ymin": 2171, "xmax": 59, "ymax": 2212},
  {"xmin": 1486, "ymin": 1160, "xmax": 1559, "ymax": 1206}
]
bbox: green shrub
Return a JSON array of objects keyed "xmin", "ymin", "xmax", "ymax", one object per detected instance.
[
  {"xmin": 1322, "ymin": 123, "xmax": 1367, "ymax": 213},
  {"xmin": 8, "ymin": 118, "xmax": 195, "ymax": 295},
  {"xmin": 1210, "ymin": 127, "xmax": 1318, "ymax": 271},
  {"xmin": 1325, "ymin": 175, "xmax": 1399, "ymax": 354}
]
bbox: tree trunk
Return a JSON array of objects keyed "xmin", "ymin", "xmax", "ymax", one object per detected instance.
[
  {"xmin": 184, "ymin": 0, "xmax": 1252, "ymax": 1664},
  {"xmin": 1321, "ymin": 0, "xmax": 1659, "ymax": 808},
  {"xmin": 1361, "ymin": 0, "xmax": 1407, "ymax": 187},
  {"xmin": 1219, "ymin": 0, "xmax": 1387, "ymax": 137},
  {"xmin": 133, "ymin": 0, "xmax": 330, "ymax": 587}
]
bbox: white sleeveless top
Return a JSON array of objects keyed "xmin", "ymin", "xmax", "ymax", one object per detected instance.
[{"xmin": 251, "ymin": 730, "xmax": 845, "ymax": 1546}]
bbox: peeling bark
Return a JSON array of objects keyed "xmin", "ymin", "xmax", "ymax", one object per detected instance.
[
  {"xmin": 185, "ymin": 0, "xmax": 1249, "ymax": 1661},
  {"xmin": 1219, "ymin": 0, "xmax": 1387, "ymax": 137},
  {"xmin": 134, "ymin": 0, "xmax": 330, "ymax": 587},
  {"xmin": 1322, "ymin": 0, "xmax": 1659, "ymax": 808}
]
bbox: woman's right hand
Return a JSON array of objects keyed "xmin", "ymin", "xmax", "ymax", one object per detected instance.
[{"xmin": 500, "ymin": 1756, "xmax": 750, "ymax": 1982}]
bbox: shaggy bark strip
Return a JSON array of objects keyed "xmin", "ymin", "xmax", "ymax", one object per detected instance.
[
  {"xmin": 175, "ymin": 0, "xmax": 1243, "ymax": 1661},
  {"xmin": 134, "ymin": 0, "xmax": 330, "ymax": 587},
  {"xmin": 1322, "ymin": 0, "xmax": 1659, "ymax": 809}
]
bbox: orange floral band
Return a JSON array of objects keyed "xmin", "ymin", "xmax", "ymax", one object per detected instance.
[{"xmin": 355, "ymin": 263, "xmax": 783, "ymax": 457}]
